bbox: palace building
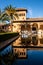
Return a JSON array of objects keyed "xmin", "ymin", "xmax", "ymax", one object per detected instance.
[
  {"xmin": 1, "ymin": 8, "xmax": 43, "ymax": 34},
  {"xmin": 3, "ymin": 8, "xmax": 43, "ymax": 58},
  {"xmin": 5, "ymin": 8, "xmax": 43, "ymax": 34}
]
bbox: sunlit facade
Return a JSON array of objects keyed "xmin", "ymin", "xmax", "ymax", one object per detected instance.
[
  {"xmin": 1, "ymin": 8, "xmax": 43, "ymax": 35},
  {"xmin": 6, "ymin": 8, "xmax": 43, "ymax": 36}
]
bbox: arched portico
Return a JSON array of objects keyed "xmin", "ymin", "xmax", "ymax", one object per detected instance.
[
  {"xmin": 21, "ymin": 24, "xmax": 31, "ymax": 31},
  {"xmin": 32, "ymin": 23, "xmax": 38, "ymax": 33}
]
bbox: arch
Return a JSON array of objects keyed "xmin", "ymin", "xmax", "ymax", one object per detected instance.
[
  {"xmin": 32, "ymin": 23, "xmax": 38, "ymax": 28},
  {"xmin": 32, "ymin": 23, "xmax": 38, "ymax": 31},
  {"xmin": 21, "ymin": 24, "xmax": 31, "ymax": 31},
  {"xmin": 26, "ymin": 24, "xmax": 31, "ymax": 31},
  {"xmin": 40, "ymin": 25, "xmax": 43, "ymax": 30},
  {"xmin": 21, "ymin": 25, "xmax": 25, "ymax": 31}
]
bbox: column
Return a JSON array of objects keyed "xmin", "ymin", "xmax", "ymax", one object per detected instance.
[{"xmin": 38, "ymin": 23, "xmax": 40, "ymax": 30}]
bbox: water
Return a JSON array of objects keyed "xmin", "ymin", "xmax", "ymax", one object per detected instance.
[
  {"xmin": 13, "ymin": 34, "xmax": 43, "ymax": 47},
  {"xmin": 1, "ymin": 48, "xmax": 43, "ymax": 65},
  {"xmin": 13, "ymin": 50, "xmax": 43, "ymax": 65},
  {"xmin": 12, "ymin": 34, "xmax": 43, "ymax": 65},
  {"xmin": 0, "ymin": 45, "xmax": 12, "ymax": 56},
  {"xmin": 1, "ymin": 33, "xmax": 43, "ymax": 65}
]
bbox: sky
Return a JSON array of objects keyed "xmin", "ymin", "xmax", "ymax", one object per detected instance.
[{"xmin": 0, "ymin": 0, "xmax": 43, "ymax": 18}]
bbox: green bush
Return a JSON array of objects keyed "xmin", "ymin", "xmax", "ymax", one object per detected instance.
[{"xmin": 0, "ymin": 32, "xmax": 19, "ymax": 42}]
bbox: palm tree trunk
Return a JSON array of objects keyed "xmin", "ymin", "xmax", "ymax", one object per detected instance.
[{"xmin": 10, "ymin": 20, "xmax": 13, "ymax": 32}]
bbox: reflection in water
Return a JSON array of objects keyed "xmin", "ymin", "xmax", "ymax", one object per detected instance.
[
  {"xmin": 13, "ymin": 32, "xmax": 43, "ymax": 48},
  {"xmin": 21, "ymin": 35, "xmax": 38, "ymax": 45},
  {"xmin": 21, "ymin": 34, "xmax": 43, "ymax": 46},
  {"xmin": 13, "ymin": 50, "xmax": 43, "ymax": 65},
  {"xmin": 1, "ymin": 33, "xmax": 43, "ymax": 64},
  {"xmin": 1, "ymin": 34, "xmax": 43, "ymax": 65},
  {"xmin": 21, "ymin": 37, "xmax": 31, "ymax": 45},
  {"xmin": 32, "ymin": 36, "xmax": 38, "ymax": 45},
  {"xmin": 40, "ymin": 38, "xmax": 43, "ymax": 44},
  {"xmin": 0, "ymin": 45, "xmax": 12, "ymax": 56},
  {"xmin": 13, "ymin": 34, "xmax": 43, "ymax": 47},
  {"xmin": 12, "ymin": 34, "xmax": 43, "ymax": 60}
]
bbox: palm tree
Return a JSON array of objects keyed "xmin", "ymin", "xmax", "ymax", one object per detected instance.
[
  {"xmin": 0, "ymin": 9, "xmax": 10, "ymax": 22},
  {"xmin": 1, "ymin": 13, "xmax": 10, "ymax": 22},
  {"xmin": 4, "ymin": 5, "xmax": 18, "ymax": 32},
  {"xmin": 0, "ymin": 9, "xmax": 10, "ymax": 32}
]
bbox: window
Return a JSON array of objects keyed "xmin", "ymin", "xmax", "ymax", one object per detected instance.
[
  {"xmin": 20, "ymin": 52, "xmax": 23, "ymax": 55},
  {"xmin": 24, "ymin": 52, "xmax": 25, "ymax": 55},
  {"xmin": 19, "ymin": 13, "xmax": 25, "ymax": 16},
  {"xmin": 2, "ymin": 26, "xmax": 4, "ymax": 29},
  {"xmin": 14, "ymin": 26, "xmax": 16, "ymax": 28},
  {"xmin": 19, "ymin": 14, "xmax": 21, "ymax": 16},
  {"xmin": 22, "ymin": 52, "xmax": 23, "ymax": 55},
  {"xmin": 40, "ymin": 25, "xmax": 43, "ymax": 30},
  {"xmin": 20, "ymin": 52, "xmax": 21, "ymax": 55},
  {"xmin": 32, "ymin": 27, "xmax": 36, "ymax": 31},
  {"xmin": 15, "ymin": 49, "xmax": 16, "ymax": 51}
]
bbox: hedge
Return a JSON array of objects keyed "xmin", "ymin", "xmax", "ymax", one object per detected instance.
[{"xmin": 0, "ymin": 32, "xmax": 19, "ymax": 42}]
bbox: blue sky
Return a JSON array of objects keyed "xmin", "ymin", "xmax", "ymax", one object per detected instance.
[{"xmin": 0, "ymin": 0, "xmax": 43, "ymax": 18}]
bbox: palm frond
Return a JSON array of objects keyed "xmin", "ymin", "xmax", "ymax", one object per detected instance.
[
  {"xmin": 4, "ymin": 5, "xmax": 16, "ymax": 11},
  {"xmin": 3, "ymin": 5, "xmax": 19, "ymax": 20},
  {"xmin": 0, "ymin": 9, "xmax": 2, "ymax": 16},
  {"xmin": 0, "ymin": 12, "xmax": 10, "ymax": 23}
]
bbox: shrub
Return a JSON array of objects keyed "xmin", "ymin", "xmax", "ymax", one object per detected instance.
[{"xmin": 0, "ymin": 32, "xmax": 19, "ymax": 42}]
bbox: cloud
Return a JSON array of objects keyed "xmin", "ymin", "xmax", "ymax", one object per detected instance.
[{"xmin": 28, "ymin": 8, "xmax": 32, "ymax": 18}]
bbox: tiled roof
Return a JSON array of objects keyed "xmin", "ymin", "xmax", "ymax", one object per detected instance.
[
  {"xmin": 16, "ymin": 8, "xmax": 28, "ymax": 12},
  {"xmin": 26, "ymin": 18, "xmax": 43, "ymax": 21},
  {"xmin": 13, "ymin": 18, "xmax": 43, "ymax": 23}
]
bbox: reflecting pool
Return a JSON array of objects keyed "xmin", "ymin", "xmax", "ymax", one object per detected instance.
[
  {"xmin": 12, "ymin": 33, "xmax": 43, "ymax": 47},
  {"xmin": 13, "ymin": 50, "xmax": 43, "ymax": 65},
  {"xmin": 12, "ymin": 33, "xmax": 43, "ymax": 65},
  {"xmin": 1, "ymin": 33, "xmax": 43, "ymax": 65}
]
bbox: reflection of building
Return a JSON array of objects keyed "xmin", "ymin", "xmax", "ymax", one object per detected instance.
[{"xmin": 13, "ymin": 48, "xmax": 27, "ymax": 58}]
